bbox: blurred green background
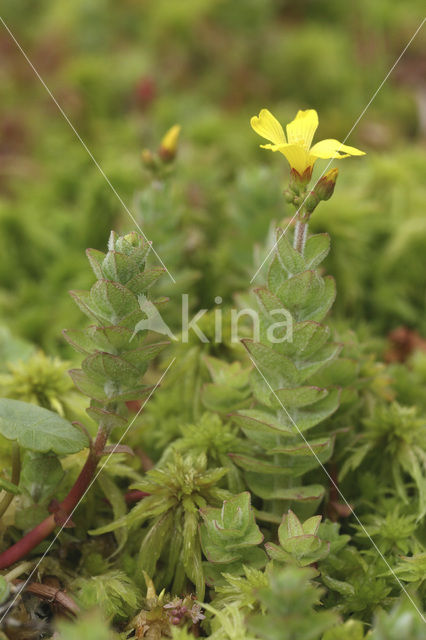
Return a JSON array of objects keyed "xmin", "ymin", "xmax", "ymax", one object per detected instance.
[{"xmin": 0, "ymin": 0, "xmax": 425, "ymax": 356}]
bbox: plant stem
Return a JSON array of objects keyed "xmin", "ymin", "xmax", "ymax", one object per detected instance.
[
  {"xmin": 0, "ymin": 443, "xmax": 21, "ymax": 520},
  {"xmin": 0, "ymin": 427, "xmax": 108, "ymax": 570},
  {"xmin": 4, "ymin": 560, "xmax": 35, "ymax": 582},
  {"xmin": 14, "ymin": 579, "xmax": 80, "ymax": 616},
  {"xmin": 293, "ymin": 218, "xmax": 308, "ymax": 254}
]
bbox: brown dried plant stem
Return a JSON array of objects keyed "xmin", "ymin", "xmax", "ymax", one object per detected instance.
[
  {"xmin": 0, "ymin": 426, "xmax": 108, "ymax": 570},
  {"xmin": 14, "ymin": 580, "xmax": 80, "ymax": 616}
]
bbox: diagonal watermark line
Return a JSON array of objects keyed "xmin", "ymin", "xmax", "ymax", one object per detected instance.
[
  {"xmin": 250, "ymin": 16, "xmax": 426, "ymax": 283},
  {"xmin": 0, "ymin": 357, "xmax": 176, "ymax": 625},
  {"xmin": 248, "ymin": 354, "xmax": 425, "ymax": 623},
  {"xmin": 0, "ymin": 15, "xmax": 176, "ymax": 284}
]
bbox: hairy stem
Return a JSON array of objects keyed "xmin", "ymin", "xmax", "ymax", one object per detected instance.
[
  {"xmin": 0, "ymin": 443, "xmax": 21, "ymax": 520},
  {"xmin": 293, "ymin": 219, "xmax": 308, "ymax": 254},
  {"xmin": 0, "ymin": 427, "xmax": 108, "ymax": 570}
]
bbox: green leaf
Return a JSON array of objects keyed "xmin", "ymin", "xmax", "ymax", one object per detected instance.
[
  {"xmin": 125, "ymin": 267, "xmax": 165, "ymax": 295},
  {"xmin": 269, "ymin": 436, "xmax": 334, "ymax": 458},
  {"xmin": 275, "ymin": 272, "xmax": 336, "ymax": 322},
  {"xmin": 101, "ymin": 251, "xmax": 139, "ymax": 284},
  {"xmin": 0, "ymin": 398, "xmax": 89, "ymax": 455},
  {"xmin": 90, "ymin": 280, "xmax": 139, "ymax": 323},
  {"xmin": 246, "ymin": 474, "xmax": 325, "ymax": 502},
  {"xmin": 231, "ymin": 454, "xmax": 293, "ymax": 474},
  {"xmin": 202, "ymin": 383, "xmax": 250, "ymax": 412},
  {"xmin": 86, "ymin": 248, "xmax": 105, "ymax": 279},
  {"xmin": 123, "ymin": 342, "xmax": 169, "ymax": 370},
  {"xmin": 276, "ymin": 230, "xmax": 306, "ymax": 275},
  {"xmin": 297, "ymin": 343, "xmax": 341, "ymax": 381},
  {"xmin": 97, "ymin": 472, "xmax": 128, "ymax": 552},
  {"xmin": 137, "ymin": 511, "xmax": 174, "ymax": 579},
  {"xmin": 69, "ymin": 369, "xmax": 150, "ymax": 403},
  {"xmin": 82, "ymin": 352, "xmax": 142, "ymax": 386},
  {"xmin": 62, "ymin": 328, "xmax": 97, "ymax": 355},
  {"xmin": 268, "ymin": 255, "xmax": 290, "ymax": 294},
  {"xmin": 271, "ymin": 386, "xmax": 328, "ymax": 409},
  {"xmin": 304, "ymin": 233, "xmax": 330, "ymax": 269},
  {"xmin": 20, "ymin": 451, "xmax": 64, "ymax": 504},
  {"xmin": 302, "ymin": 515, "xmax": 322, "ymax": 536},
  {"xmin": 242, "ymin": 340, "xmax": 299, "ymax": 385},
  {"xmin": 277, "ymin": 321, "xmax": 330, "ymax": 361},
  {"xmin": 255, "ymin": 287, "xmax": 287, "ymax": 316},
  {"xmin": 282, "ymin": 510, "xmax": 303, "ymax": 539},
  {"xmin": 232, "ymin": 409, "xmax": 294, "ymax": 436},
  {"xmin": 89, "ymin": 325, "xmax": 149, "ymax": 353},
  {"xmin": 322, "ymin": 574, "xmax": 355, "ymax": 597}
]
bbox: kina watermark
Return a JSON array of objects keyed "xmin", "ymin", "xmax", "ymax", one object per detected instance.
[{"xmin": 132, "ymin": 294, "xmax": 293, "ymax": 344}]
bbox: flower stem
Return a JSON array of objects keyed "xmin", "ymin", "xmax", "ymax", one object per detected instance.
[
  {"xmin": 293, "ymin": 219, "xmax": 308, "ymax": 254},
  {"xmin": 0, "ymin": 427, "xmax": 108, "ymax": 570},
  {"xmin": 0, "ymin": 443, "xmax": 21, "ymax": 520}
]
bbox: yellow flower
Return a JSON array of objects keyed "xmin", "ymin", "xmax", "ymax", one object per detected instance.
[
  {"xmin": 250, "ymin": 108, "xmax": 365, "ymax": 177},
  {"xmin": 159, "ymin": 124, "xmax": 181, "ymax": 161}
]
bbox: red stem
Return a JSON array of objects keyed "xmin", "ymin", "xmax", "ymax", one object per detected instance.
[
  {"xmin": 124, "ymin": 489, "xmax": 149, "ymax": 504},
  {"xmin": 0, "ymin": 428, "xmax": 107, "ymax": 570}
]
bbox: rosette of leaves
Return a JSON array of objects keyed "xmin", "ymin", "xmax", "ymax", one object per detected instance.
[
  {"xmin": 91, "ymin": 453, "xmax": 228, "ymax": 600},
  {"xmin": 161, "ymin": 412, "xmax": 249, "ymax": 493},
  {"xmin": 200, "ymin": 492, "xmax": 267, "ymax": 586},
  {"xmin": 230, "ymin": 229, "xmax": 343, "ymax": 518},
  {"xmin": 265, "ymin": 510, "xmax": 329, "ymax": 567}
]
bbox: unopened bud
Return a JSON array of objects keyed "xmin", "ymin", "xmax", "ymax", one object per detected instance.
[
  {"xmin": 122, "ymin": 232, "xmax": 140, "ymax": 247},
  {"xmin": 158, "ymin": 124, "xmax": 181, "ymax": 162},
  {"xmin": 316, "ymin": 168, "xmax": 338, "ymax": 201},
  {"xmin": 141, "ymin": 148, "xmax": 156, "ymax": 169},
  {"xmin": 283, "ymin": 188, "xmax": 294, "ymax": 204},
  {"xmin": 304, "ymin": 191, "xmax": 320, "ymax": 214}
]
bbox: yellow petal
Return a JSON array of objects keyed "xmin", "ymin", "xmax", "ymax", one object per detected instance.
[
  {"xmin": 250, "ymin": 109, "xmax": 286, "ymax": 145},
  {"xmin": 274, "ymin": 144, "xmax": 315, "ymax": 175},
  {"xmin": 160, "ymin": 124, "xmax": 181, "ymax": 153},
  {"xmin": 310, "ymin": 138, "xmax": 365, "ymax": 159},
  {"xmin": 286, "ymin": 109, "xmax": 319, "ymax": 150}
]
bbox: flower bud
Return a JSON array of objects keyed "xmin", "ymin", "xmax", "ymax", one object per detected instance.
[
  {"xmin": 141, "ymin": 148, "xmax": 157, "ymax": 170},
  {"xmin": 158, "ymin": 124, "xmax": 181, "ymax": 162},
  {"xmin": 283, "ymin": 188, "xmax": 294, "ymax": 204},
  {"xmin": 122, "ymin": 232, "xmax": 141, "ymax": 247},
  {"xmin": 304, "ymin": 191, "xmax": 320, "ymax": 214},
  {"xmin": 316, "ymin": 168, "xmax": 338, "ymax": 201}
]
